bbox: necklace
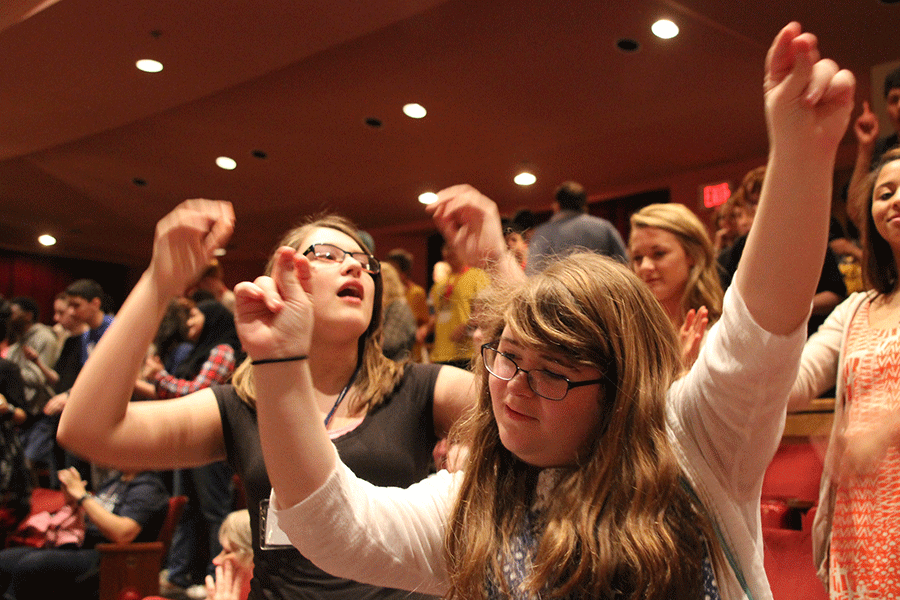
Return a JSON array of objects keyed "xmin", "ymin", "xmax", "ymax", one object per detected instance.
[{"xmin": 323, "ymin": 363, "xmax": 361, "ymax": 427}]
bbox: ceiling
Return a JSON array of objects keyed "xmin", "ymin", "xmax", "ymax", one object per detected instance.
[{"xmin": 1, "ymin": 0, "xmax": 897, "ymax": 271}]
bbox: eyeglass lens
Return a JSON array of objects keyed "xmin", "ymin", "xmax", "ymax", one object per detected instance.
[
  {"xmin": 483, "ymin": 347, "xmax": 569, "ymax": 400},
  {"xmin": 310, "ymin": 243, "xmax": 379, "ymax": 273}
]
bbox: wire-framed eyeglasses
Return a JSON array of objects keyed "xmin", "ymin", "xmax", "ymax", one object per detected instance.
[
  {"xmin": 481, "ymin": 344, "xmax": 605, "ymax": 401},
  {"xmin": 303, "ymin": 243, "xmax": 380, "ymax": 274}
]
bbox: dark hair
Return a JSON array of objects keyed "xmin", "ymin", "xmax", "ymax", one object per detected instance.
[
  {"xmin": 512, "ymin": 208, "xmax": 537, "ymax": 232},
  {"xmin": 862, "ymin": 147, "xmax": 900, "ymax": 293},
  {"xmin": 884, "ymin": 65, "xmax": 900, "ymax": 99},
  {"xmin": 175, "ymin": 300, "xmax": 242, "ymax": 380},
  {"xmin": 10, "ymin": 297, "xmax": 39, "ymax": 322},
  {"xmin": 555, "ymin": 181, "xmax": 587, "ymax": 211},
  {"xmin": 154, "ymin": 298, "xmax": 193, "ymax": 366},
  {"xmin": 66, "ymin": 279, "xmax": 104, "ymax": 302},
  {"xmin": 385, "ymin": 248, "xmax": 413, "ymax": 275},
  {"xmin": 190, "ymin": 289, "xmax": 216, "ymax": 304}
]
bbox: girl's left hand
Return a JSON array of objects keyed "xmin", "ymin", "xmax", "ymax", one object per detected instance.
[
  {"xmin": 763, "ymin": 22, "xmax": 855, "ymax": 158},
  {"xmin": 234, "ymin": 246, "xmax": 315, "ymax": 362}
]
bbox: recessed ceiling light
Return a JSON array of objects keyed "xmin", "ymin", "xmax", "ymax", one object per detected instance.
[
  {"xmin": 38, "ymin": 234, "xmax": 56, "ymax": 247},
  {"xmin": 136, "ymin": 59, "xmax": 163, "ymax": 73},
  {"xmin": 216, "ymin": 156, "xmax": 237, "ymax": 170},
  {"xmin": 403, "ymin": 103, "xmax": 427, "ymax": 119},
  {"xmin": 514, "ymin": 172, "xmax": 537, "ymax": 186},
  {"xmin": 418, "ymin": 192, "xmax": 438, "ymax": 205},
  {"xmin": 651, "ymin": 19, "xmax": 679, "ymax": 39}
]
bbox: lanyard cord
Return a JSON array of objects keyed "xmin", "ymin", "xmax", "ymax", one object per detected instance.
[{"xmin": 323, "ymin": 363, "xmax": 361, "ymax": 427}]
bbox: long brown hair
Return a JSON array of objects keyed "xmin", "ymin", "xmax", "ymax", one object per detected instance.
[
  {"xmin": 232, "ymin": 214, "xmax": 403, "ymax": 414},
  {"xmin": 446, "ymin": 253, "xmax": 719, "ymax": 600},
  {"xmin": 862, "ymin": 148, "xmax": 900, "ymax": 294}
]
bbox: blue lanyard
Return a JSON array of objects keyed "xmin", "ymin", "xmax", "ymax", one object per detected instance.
[{"xmin": 323, "ymin": 364, "xmax": 360, "ymax": 427}]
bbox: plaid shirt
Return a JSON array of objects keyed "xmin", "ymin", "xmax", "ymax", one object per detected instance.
[{"xmin": 154, "ymin": 344, "xmax": 236, "ymax": 398}]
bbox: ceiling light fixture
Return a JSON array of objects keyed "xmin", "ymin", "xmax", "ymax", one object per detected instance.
[
  {"xmin": 38, "ymin": 234, "xmax": 56, "ymax": 247},
  {"xmin": 514, "ymin": 172, "xmax": 536, "ymax": 186},
  {"xmin": 136, "ymin": 59, "xmax": 163, "ymax": 73},
  {"xmin": 651, "ymin": 19, "xmax": 679, "ymax": 39},
  {"xmin": 403, "ymin": 103, "xmax": 427, "ymax": 119},
  {"xmin": 216, "ymin": 156, "xmax": 237, "ymax": 170},
  {"xmin": 418, "ymin": 192, "xmax": 438, "ymax": 205}
]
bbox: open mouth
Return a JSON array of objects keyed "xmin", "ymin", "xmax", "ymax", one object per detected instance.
[{"xmin": 337, "ymin": 283, "xmax": 363, "ymax": 299}]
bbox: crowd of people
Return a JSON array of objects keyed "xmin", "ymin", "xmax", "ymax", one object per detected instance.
[{"xmin": 0, "ymin": 19, "xmax": 896, "ymax": 600}]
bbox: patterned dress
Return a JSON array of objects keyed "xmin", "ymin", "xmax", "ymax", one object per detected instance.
[{"xmin": 830, "ymin": 301, "xmax": 900, "ymax": 599}]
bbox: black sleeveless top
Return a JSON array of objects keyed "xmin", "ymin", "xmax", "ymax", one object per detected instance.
[{"xmin": 214, "ymin": 362, "xmax": 442, "ymax": 600}]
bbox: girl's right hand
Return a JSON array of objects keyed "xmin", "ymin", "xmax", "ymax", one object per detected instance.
[
  {"xmin": 148, "ymin": 199, "xmax": 235, "ymax": 298},
  {"xmin": 234, "ymin": 246, "xmax": 315, "ymax": 362}
]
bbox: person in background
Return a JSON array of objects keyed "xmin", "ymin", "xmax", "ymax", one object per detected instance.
[
  {"xmin": 6, "ymin": 297, "xmax": 59, "ymax": 485},
  {"xmin": 846, "ymin": 65, "xmax": 900, "ymax": 229},
  {"xmin": 0, "ymin": 467, "xmax": 168, "ymax": 600},
  {"xmin": 188, "ymin": 261, "xmax": 237, "ymax": 314},
  {"xmin": 0, "ymin": 352, "xmax": 30, "ymax": 539},
  {"xmin": 379, "ymin": 262, "xmax": 416, "ymax": 362},
  {"xmin": 384, "ymin": 249, "xmax": 429, "ymax": 362},
  {"xmin": 501, "ymin": 219, "xmax": 529, "ymax": 270},
  {"xmin": 719, "ymin": 165, "xmax": 847, "ymax": 336},
  {"xmin": 206, "ymin": 510, "xmax": 253, "ymax": 600},
  {"xmin": 144, "ymin": 300, "xmax": 240, "ymax": 598},
  {"xmin": 526, "ymin": 180, "xmax": 627, "ymax": 274},
  {"xmin": 423, "ymin": 243, "xmax": 489, "ymax": 369},
  {"xmin": 628, "ymin": 202, "xmax": 724, "ymax": 368}
]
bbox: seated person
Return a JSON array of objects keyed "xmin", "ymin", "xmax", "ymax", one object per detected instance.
[{"xmin": 0, "ymin": 467, "xmax": 168, "ymax": 600}]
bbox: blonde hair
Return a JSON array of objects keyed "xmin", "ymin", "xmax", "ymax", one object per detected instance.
[
  {"xmin": 381, "ymin": 262, "xmax": 406, "ymax": 306},
  {"xmin": 219, "ymin": 509, "xmax": 252, "ymax": 568},
  {"xmin": 629, "ymin": 203, "xmax": 723, "ymax": 323},
  {"xmin": 446, "ymin": 253, "xmax": 719, "ymax": 600},
  {"xmin": 232, "ymin": 214, "xmax": 404, "ymax": 414}
]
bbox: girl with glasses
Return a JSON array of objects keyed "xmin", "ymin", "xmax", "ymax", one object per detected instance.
[
  {"xmin": 243, "ymin": 23, "xmax": 853, "ymax": 600},
  {"xmin": 58, "ymin": 212, "xmax": 475, "ymax": 600}
]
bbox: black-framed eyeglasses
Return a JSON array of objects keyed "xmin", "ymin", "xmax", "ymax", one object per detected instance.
[
  {"xmin": 303, "ymin": 243, "xmax": 380, "ymax": 274},
  {"xmin": 481, "ymin": 344, "xmax": 605, "ymax": 401}
]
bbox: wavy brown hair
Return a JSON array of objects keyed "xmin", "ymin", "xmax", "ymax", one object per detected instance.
[
  {"xmin": 446, "ymin": 253, "xmax": 719, "ymax": 600},
  {"xmin": 630, "ymin": 203, "xmax": 724, "ymax": 324},
  {"xmin": 232, "ymin": 214, "xmax": 404, "ymax": 414},
  {"xmin": 862, "ymin": 148, "xmax": 900, "ymax": 294}
]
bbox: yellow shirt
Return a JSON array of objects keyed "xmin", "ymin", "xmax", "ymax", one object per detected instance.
[{"xmin": 429, "ymin": 267, "xmax": 489, "ymax": 364}]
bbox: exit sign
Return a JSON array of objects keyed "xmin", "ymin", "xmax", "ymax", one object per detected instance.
[{"xmin": 701, "ymin": 181, "xmax": 731, "ymax": 208}]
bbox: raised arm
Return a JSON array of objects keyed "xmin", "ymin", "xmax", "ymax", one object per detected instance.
[
  {"xmin": 427, "ymin": 185, "xmax": 527, "ymax": 285},
  {"xmin": 736, "ymin": 23, "xmax": 854, "ymax": 335},
  {"xmin": 57, "ymin": 200, "xmax": 235, "ymax": 470},
  {"xmin": 238, "ymin": 247, "xmax": 334, "ymax": 508}
]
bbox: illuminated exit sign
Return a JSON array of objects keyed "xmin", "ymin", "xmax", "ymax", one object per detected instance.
[{"xmin": 701, "ymin": 181, "xmax": 731, "ymax": 209}]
